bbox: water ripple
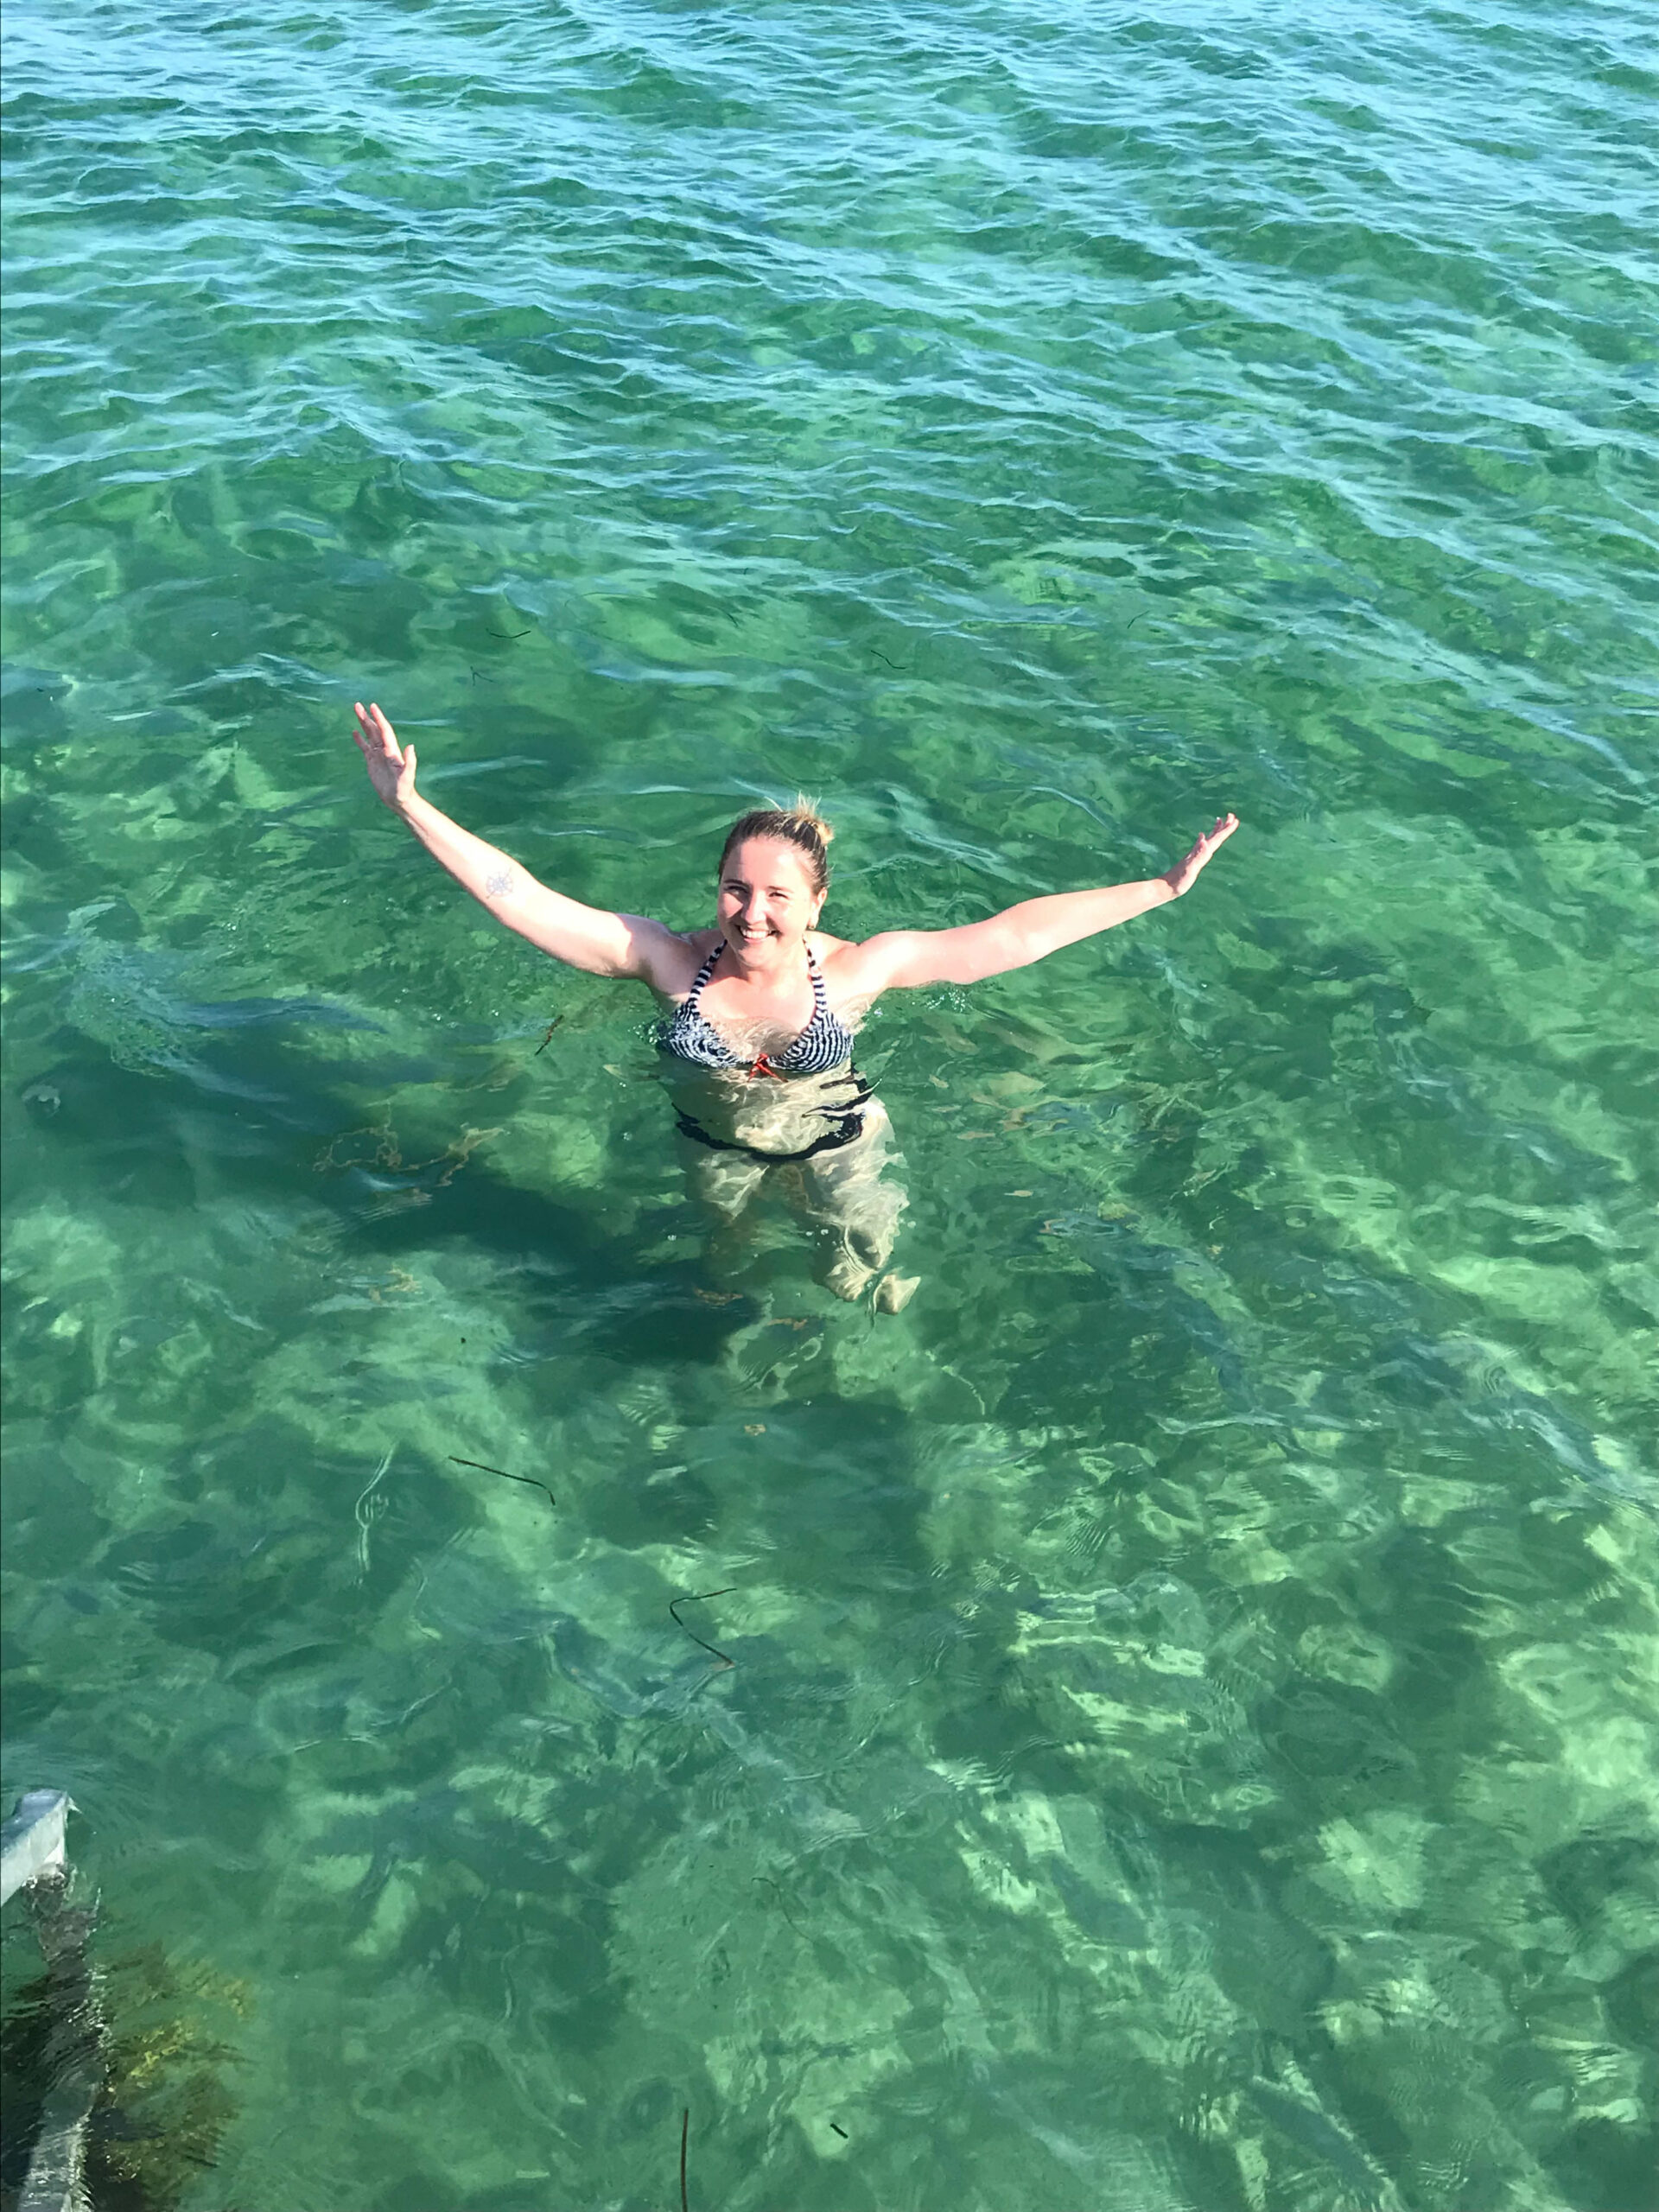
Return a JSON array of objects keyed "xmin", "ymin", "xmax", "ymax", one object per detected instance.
[{"xmin": 3, "ymin": 0, "xmax": 1655, "ymax": 2206}]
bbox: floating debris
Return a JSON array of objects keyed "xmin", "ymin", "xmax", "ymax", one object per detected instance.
[
  {"xmin": 448, "ymin": 1456, "xmax": 555, "ymax": 1510},
  {"xmin": 669, "ymin": 1587, "xmax": 736, "ymax": 1670}
]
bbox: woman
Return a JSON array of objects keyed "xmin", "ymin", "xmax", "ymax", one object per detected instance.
[{"xmin": 352, "ymin": 702, "xmax": 1238, "ymax": 1310}]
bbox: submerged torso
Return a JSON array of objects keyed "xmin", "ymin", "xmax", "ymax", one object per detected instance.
[{"xmin": 656, "ymin": 937, "xmax": 872, "ymax": 1156}]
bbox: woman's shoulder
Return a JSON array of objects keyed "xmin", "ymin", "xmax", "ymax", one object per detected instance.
[
  {"xmin": 813, "ymin": 928, "xmax": 905, "ymax": 974},
  {"xmin": 811, "ymin": 930, "xmax": 897, "ymax": 1008},
  {"xmin": 641, "ymin": 925, "xmax": 721, "ymax": 1005},
  {"xmin": 813, "ymin": 928, "xmax": 933, "ymax": 1002}
]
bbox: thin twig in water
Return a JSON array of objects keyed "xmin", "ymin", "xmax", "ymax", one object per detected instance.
[
  {"xmin": 448, "ymin": 1456, "xmax": 555, "ymax": 1510},
  {"xmin": 533, "ymin": 1015, "xmax": 564, "ymax": 1057},
  {"xmin": 680, "ymin": 2107, "xmax": 690, "ymax": 2212},
  {"xmin": 669, "ymin": 1586, "xmax": 737, "ymax": 1669},
  {"xmin": 753, "ymin": 1875, "xmax": 804, "ymax": 1933},
  {"xmin": 487, "ymin": 624, "xmax": 532, "ymax": 639}
]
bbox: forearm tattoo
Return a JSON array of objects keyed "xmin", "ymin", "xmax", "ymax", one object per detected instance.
[{"xmin": 485, "ymin": 866, "xmax": 514, "ymax": 899}]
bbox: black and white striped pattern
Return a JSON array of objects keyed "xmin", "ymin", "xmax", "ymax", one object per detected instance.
[{"xmin": 658, "ymin": 943, "xmax": 855, "ymax": 1076}]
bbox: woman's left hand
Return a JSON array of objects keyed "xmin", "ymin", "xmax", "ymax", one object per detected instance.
[
  {"xmin": 1164, "ymin": 814, "xmax": 1239, "ymax": 897},
  {"xmin": 353, "ymin": 701, "xmax": 420, "ymax": 812}
]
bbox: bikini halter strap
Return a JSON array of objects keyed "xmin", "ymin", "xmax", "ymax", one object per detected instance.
[
  {"xmin": 695, "ymin": 940, "xmax": 823, "ymax": 996},
  {"xmin": 687, "ymin": 943, "xmax": 723, "ymax": 1002}
]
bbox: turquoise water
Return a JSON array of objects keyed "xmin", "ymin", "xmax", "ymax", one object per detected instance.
[{"xmin": 3, "ymin": 0, "xmax": 1656, "ymax": 2203}]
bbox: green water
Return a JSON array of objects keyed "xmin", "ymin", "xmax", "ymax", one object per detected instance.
[{"xmin": 3, "ymin": 1, "xmax": 1656, "ymax": 2205}]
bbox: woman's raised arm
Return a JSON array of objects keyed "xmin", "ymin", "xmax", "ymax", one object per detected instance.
[
  {"xmin": 844, "ymin": 815, "xmax": 1239, "ymax": 992},
  {"xmin": 352, "ymin": 702, "xmax": 682, "ymax": 983}
]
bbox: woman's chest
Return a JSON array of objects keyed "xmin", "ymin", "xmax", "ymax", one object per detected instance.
[{"xmin": 696, "ymin": 974, "xmax": 816, "ymax": 1046}]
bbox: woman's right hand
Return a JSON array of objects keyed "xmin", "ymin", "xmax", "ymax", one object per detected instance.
[
  {"xmin": 353, "ymin": 701, "xmax": 418, "ymax": 811},
  {"xmin": 1163, "ymin": 813, "xmax": 1239, "ymax": 897}
]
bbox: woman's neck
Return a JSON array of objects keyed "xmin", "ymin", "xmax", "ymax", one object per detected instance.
[{"xmin": 719, "ymin": 935, "xmax": 809, "ymax": 985}]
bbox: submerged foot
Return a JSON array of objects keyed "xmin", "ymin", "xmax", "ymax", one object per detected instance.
[
  {"xmin": 874, "ymin": 1272, "xmax": 920, "ymax": 1313},
  {"xmin": 825, "ymin": 1251, "xmax": 878, "ymax": 1302}
]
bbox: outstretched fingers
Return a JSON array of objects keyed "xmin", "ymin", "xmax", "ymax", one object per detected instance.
[
  {"xmin": 1166, "ymin": 811, "xmax": 1240, "ymax": 895},
  {"xmin": 353, "ymin": 700, "xmax": 401, "ymax": 760},
  {"xmin": 352, "ymin": 700, "xmax": 417, "ymax": 808}
]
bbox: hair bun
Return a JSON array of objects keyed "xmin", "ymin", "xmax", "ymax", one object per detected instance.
[{"xmin": 786, "ymin": 795, "xmax": 834, "ymax": 848}]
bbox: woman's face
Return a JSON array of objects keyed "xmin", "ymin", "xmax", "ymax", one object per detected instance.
[{"xmin": 717, "ymin": 837, "xmax": 823, "ymax": 963}]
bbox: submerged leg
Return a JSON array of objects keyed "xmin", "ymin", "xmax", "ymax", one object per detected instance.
[
  {"xmin": 798, "ymin": 1103, "xmax": 916, "ymax": 1307},
  {"xmin": 677, "ymin": 1137, "xmax": 771, "ymax": 1280}
]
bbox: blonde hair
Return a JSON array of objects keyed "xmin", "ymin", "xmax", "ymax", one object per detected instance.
[{"xmin": 717, "ymin": 796, "xmax": 834, "ymax": 898}]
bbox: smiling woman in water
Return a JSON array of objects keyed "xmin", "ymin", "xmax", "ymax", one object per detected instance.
[{"xmin": 352, "ymin": 701, "xmax": 1238, "ymax": 1310}]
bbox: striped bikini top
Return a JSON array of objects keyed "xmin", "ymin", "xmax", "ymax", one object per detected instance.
[{"xmin": 658, "ymin": 941, "xmax": 855, "ymax": 1077}]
